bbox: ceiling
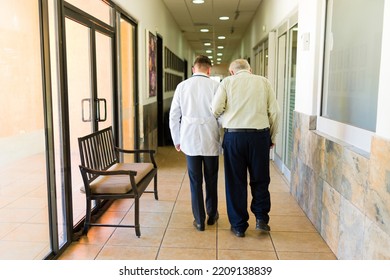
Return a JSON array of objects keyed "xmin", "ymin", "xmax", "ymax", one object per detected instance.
[{"xmin": 162, "ymin": 0, "xmax": 263, "ymax": 65}]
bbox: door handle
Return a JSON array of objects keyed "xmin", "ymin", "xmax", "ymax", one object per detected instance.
[
  {"xmin": 81, "ymin": 98, "xmax": 91, "ymax": 122},
  {"xmin": 97, "ymin": 98, "xmax": 107, "ymax": 122}
]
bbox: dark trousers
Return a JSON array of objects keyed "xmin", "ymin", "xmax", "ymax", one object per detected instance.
[
  {"xmin": 186, "ymin": 155, "xmax": 219, "ymax": 225},
  {"xmin": 222, "ymin": 130, "xmax": 271, "ymax": 232}
]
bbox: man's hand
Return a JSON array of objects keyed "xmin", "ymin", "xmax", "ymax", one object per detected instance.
[{"xmin": 175, "ymin": 144, "xmax": 181, "ymax": 152}]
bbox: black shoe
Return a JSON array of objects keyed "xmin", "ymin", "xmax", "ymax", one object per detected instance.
[
  {"xmin": 207, "ymin": 212, "xmax": 219, "ymax": 225},
  {"xmin": 193, "ymin": 220, "xmax": 205, "ymax": 231},
  {"xmin": 230, "ymin": 227, "xmax": 245, "ymax": 238},
  {"xmin": 256, "ymin": 219, "xmax": 270, "ymax": 232}
]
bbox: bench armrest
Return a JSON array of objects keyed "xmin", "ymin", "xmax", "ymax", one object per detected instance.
[{"xmin": 115, "ymin": 147, "xmax": 157, "ymax": 167}]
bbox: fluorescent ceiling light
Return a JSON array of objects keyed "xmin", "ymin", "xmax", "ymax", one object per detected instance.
[
  {"xmin": 219, "ymin": 16, "xmax": 229, "ymax": 20},
  {"xmin": 218, "ymin": 36, "xmax": 226, "ymax": 39},
  {"xmin": 217, "ymin": 46, "xmax": 224, "ymax": 49},
  {"xmin": 217, "ymin": 53, "xmax": 223, "ymax": 56},
  {"xmin": 204, "ymin": 42, "xmax": 211, "ymax": 46},
  {"xmin": 206, "ymin": 50, "xmax": 212, "ymax": 53},
  {"xmin": 200, "ymin": 28, "xmax": 209, "ymax": 32},
  {"xmin": 192, "ymin": 0, "xmax": 205, "ymax": 4}
]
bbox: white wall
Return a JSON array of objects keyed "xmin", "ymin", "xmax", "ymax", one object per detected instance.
[
  {"xmin": 113, "ymin": 0, "xmax": 194, "ymax": 105},
  {"xmin": 295, "ymin": 0, "xmax": 324, "ymax": 115},
  {"xmin": 232, "ymin": 0, "xmax": 298, "ymax": 61},
  {"xmin": 376, "ymin": 0, "xmax": 390, "ymax": 139}
]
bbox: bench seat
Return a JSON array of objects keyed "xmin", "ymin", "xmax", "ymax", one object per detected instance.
[{"xmin": 89, "ymin": 163, "xmax": 154, "ymax": 194}]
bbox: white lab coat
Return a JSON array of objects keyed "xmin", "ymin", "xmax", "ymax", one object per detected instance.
[{"xmin": 169, "ymin": 73, "xmax": 221, "ymax": 156}]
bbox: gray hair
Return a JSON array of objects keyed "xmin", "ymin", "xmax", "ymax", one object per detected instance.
[{"xmin": 229, "ymin": 59, "xmax": 251, "ymax": 73}]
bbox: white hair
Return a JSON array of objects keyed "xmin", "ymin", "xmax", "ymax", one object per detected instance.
[{"xmin": 229, "ymin": 59, "xmax": 251, "ymax": 73}]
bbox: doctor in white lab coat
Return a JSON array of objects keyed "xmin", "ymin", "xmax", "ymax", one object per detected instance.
[{"xmin": 169, "ymin": 55, "xmax": 221, "ymax": 231}]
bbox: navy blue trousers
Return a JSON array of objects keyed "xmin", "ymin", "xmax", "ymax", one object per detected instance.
[
  {"xmin": 222, "ymin": 130, "xmax": 271, "ymax": 232},
  {"xmin": 185, "ymin": 155, "xmax": 219, "ymax": 225}
]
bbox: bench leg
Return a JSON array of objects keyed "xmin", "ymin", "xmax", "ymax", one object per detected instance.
[
  {"xmin": 134, "ymin": 197, "xmax": 141, "ymax": 238},
  {"xmin": 154, "ymin": 174, "xmax": 158, "ymax": 200},
  {"xmin": 83, "ymin": 198, "xmax": 91, "ymax": 234}
]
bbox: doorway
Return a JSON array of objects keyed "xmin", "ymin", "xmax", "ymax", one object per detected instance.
[{"xmin": 61, "ymin": 6, "xmax": 115, "ymax": 228}]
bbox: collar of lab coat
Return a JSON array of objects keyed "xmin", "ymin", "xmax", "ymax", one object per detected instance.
[{"xmin": 192, "ymin": 73, "xmax": 210, "ymax": 78}]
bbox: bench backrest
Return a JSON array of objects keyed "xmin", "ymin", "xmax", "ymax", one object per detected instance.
[{"xmin": 78, "ymin": 126, "xmax": 118, "ymax": 182}]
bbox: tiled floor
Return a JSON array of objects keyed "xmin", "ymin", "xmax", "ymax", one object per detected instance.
[{"xmin": 58, "ymin": 146, "xmax": 337, "ymax": 260}]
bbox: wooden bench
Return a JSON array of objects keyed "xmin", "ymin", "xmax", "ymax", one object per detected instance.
[{"xmin": 78, "ymin": 126, "xmax": 158, "ymax": 237}]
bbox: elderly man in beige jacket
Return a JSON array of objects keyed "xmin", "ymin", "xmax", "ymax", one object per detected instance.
[{"xmin": 211, "ymin": 58, "xmax": 280, "ymax": 238}]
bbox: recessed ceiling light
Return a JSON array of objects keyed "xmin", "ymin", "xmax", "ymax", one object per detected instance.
[
  {"xmin": 217, "ymin": 58, "xmax": 222, "ymax": 61},
  {"xmin": 200, "ymin": 28, "xmax": 209, "ymax": 32},
  {"xmin": 218, "ymin": 36, "xmax": 226, "ymax": 39},
  {"xmin": 219, "ymin": 16, "xmax": 229, "ymax": 20},
  {"xmin": 208, "ymin": 56, "xmax": 213, "ymax": 59},
  {"xmin": 204, "ymin": 42, "xmax": 211, "ymax": 46},
  {"xmin": 217, "ymin": 46, "xmax": 224, "ymax": 49},
  {"xmin": 206, "ymin": 50, "xmax": 212, "ymax": 53},
  {"xmin": 192, "ymin": 0, "xmax": 205, "ymax": 4},
  {"xmin": 217, "ymin": 53, "xmax": 223, "ymax": 56}
]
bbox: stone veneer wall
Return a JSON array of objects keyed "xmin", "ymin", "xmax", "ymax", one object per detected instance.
[{"xmin": 290, "ymin": 111, "xmax": 390, "ymax": 259}]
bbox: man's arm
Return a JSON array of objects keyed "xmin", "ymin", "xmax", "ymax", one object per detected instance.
[
  {"xmin": 211, "ymin": 83, "xmax": 227, "ymax": 117},
  {"xmin": 169, "ymin": 88, "xmax": 182, "ymax": 151}
]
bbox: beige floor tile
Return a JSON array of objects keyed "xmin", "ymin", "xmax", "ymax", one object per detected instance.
[
  {"xmin": 77, "ymin": 226, "xmax": 115, "ymax": 245},
  {"xmin": 215, "ymin": 214, "xmax": 231, "ymax": 229},
  {"xmin": 107, "ymin": 227, "xmax": 165, "ymax": 247},
  {"xmin": 57, "ymin": 243, "xmax": 103, "ymax": 260},
  {"xmin": 144, "ymin": 188, "xmax": 179, "ymax": 201},
  {"xmin": 121, "ymin": 209, "xmax": 171, "ymax": 228},
  {"xmin": 162, "ymin": 228, "xmax": 216, "ymax": 249},
  {"xmin": 2, "ymin": 223, "xmax": 49, "ymax": 242},
  {"xmin": 0, "ymin": 240, "xmax": 48, "ymax": 260},
  {"xmin": 0, "ymin": 223, "xmax": 21, "ymax": 239},
  {"xmin": 269, "ymin": 215, "xmax": 317, "ymax": 232},
  {"xmin": 277, "ymin": 251, "xmax": 337, "ymax": 260},
  {"xmin": 269, "ymin": 182, "xmax": 290, "ymax": 192},
  {"xmin": 140, "ymin": 199, "xmax": 175, "ymax": 213},
  {"xmin": 172, "ymin": 200, "xmax": 193, "ymax": 214},
  {"xmin": 107, "ymin": 199, "xmax": 133, "ymax": 212},
  {"xmin": 218, "ymin": 249, "xmax": 278, "ymax": 260},
  {"xmin": 158, "ymin": 247, "xmax": 216, "ymax": 260},
  {"xmin": 95, "ymin": 210, "xmax": 128, "ymax": 225},
  {"xmin": 217, "ymin": 213, "xmax": 260, "ymax": 230},
  {"xmin": 168, "ymin": 212, "xmax": 195, "ymax": 229},
  {"xmin": 96, "ymin": 245, "xmax": 159, "ymax": 260},
  {"xmin": 218, "ymin": 229, "xmax": 274, "ymax": 251},
  {"xmin": 0, "ymin": 208, "xmax": 39, "ymax": 223},
  {"xmin": 271, "ymin": 232, "xmax": 333, "ymax": 253}
]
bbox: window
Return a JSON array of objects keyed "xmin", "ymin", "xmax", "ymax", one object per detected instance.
[{"xmin": 321, "ymin": 0, "xmax": 384, "ymax": 132}]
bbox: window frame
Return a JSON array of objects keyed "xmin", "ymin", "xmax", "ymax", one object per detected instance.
[{"xmin": 316, "ymin": 0, "xmax": 384, "ymax": 153}]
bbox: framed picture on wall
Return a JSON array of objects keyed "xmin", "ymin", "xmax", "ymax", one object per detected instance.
[{"xmin": 147, "ymin": 30, "xmax": 157, "ymax": 98}]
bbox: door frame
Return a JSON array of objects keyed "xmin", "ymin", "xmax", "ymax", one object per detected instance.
[{"xmin": 58, "ymin": 1, "xmax": 117, "ymax": 234}]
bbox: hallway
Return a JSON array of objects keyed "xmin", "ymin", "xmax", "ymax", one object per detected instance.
[{"xmin": 58, "ymin": 146, "xmax": 336, "ymax": 260}]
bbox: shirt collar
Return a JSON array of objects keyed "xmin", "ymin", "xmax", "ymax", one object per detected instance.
[
  {"xmin": 192, "ymin": 73, "xmax": 209, "ymax": 78},
  {"xmin": 235, "ymin": 69, "xmax": 251, "ymax": 75}
]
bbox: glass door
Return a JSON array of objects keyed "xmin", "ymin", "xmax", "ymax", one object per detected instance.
[
  {"xmin": 64, "ymin": 15, "xmax": 114, "ymax": 227},
  {"xmin": 64, "ymin": 18, "xmax": 94, "ymax": 225}
]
